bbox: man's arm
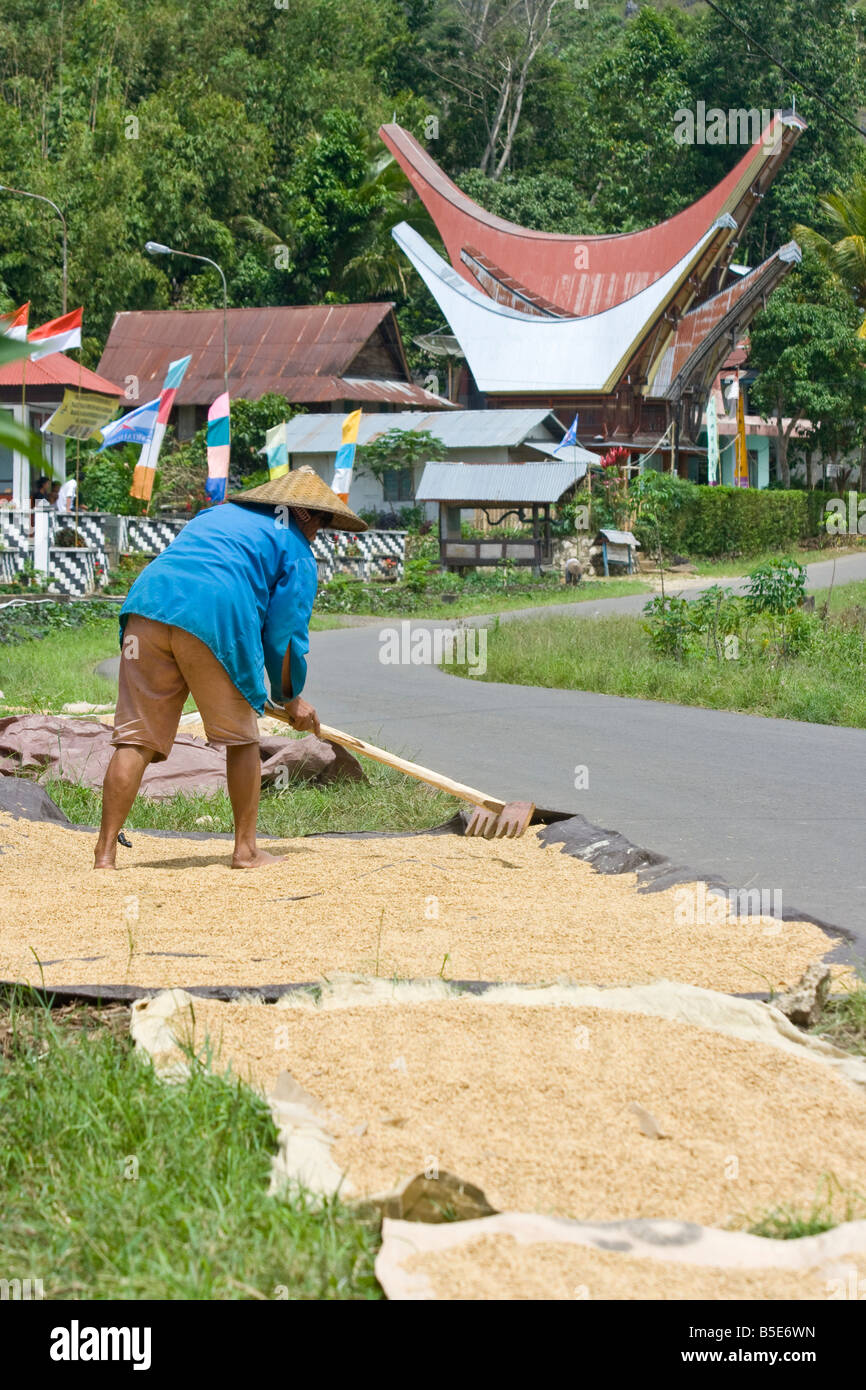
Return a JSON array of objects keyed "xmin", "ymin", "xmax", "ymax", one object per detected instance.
[
  {"xmin": 262, "ymin": 554, "xmax": 319, "ymax": 726},
  {"xmin": 281, "ymin": 642, "xmax": 320, "ymax": 736}
]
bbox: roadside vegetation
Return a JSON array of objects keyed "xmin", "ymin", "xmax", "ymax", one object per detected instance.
[
  {"xmin": 449, "ymin": 570, "xmax": 866, "ymax": 729},
  {"xmin": 0, "ymin": 995, "xmax": 382, "ymax": 1300}
]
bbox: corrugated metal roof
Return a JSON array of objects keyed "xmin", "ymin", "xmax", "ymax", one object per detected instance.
[
  {"xmin": 527, "ymin": 440, "xmax": 601, "ymax": 465},
  {"xmin": 597, "ymin": 528, "xmax": 639, "ymax": 547},
  {"xmin": 649, "ymin": 243, "xmax": 800, "ymax": 398},
  {"xmin": 416, "ymin": 461, "xmax": 585, "ymax": 504},
  {"xmin": 0, "ymin": 352, "xmax": 123, "ymax": 394},
  {"xmin": 96, "ymin": 304, "xmax": 447, "ymax": 407},
  {"xmin": 283, "ymin": 407, "xmax": 557, "ymax": 453}
]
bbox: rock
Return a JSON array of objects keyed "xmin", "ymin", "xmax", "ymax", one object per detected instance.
[
  {"xmin": 382, "ymin": 1171, "xmax": 498, "ymax": 1223},
  {"xmin": 194, "ymin": 815, "xmax": 215, "ymax": 827},
  {"xmin": 773, "ymin": 962, "xmax": 832, "ymax": 1028},
  {"xmin": 0, "ymin": 774, "xmax": 71, "ymax": 825}
]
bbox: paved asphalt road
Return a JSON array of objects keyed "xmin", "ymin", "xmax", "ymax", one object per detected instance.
[{"xmin": 304, "ymin": 552, "xmax": 866, "ymax": 947}]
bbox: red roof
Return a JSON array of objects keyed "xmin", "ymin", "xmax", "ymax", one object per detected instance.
[
  {"xmin": 380, "ymin": 116, "xmax": 806, "ymax": 317},
  {"xmin": 97, "ymin": 303, "xmax": 451, "ymax": 408},
  {"xmin": 649, "ymin": 245, "xmax": 800, "ymax": 398},
  {"xmin": 0, "ymin": 352, "xmax": 123, "ymax": 394}
]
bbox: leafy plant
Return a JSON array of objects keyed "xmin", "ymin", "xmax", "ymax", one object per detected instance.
[{"xmin": 745, "ymin": 558, "xmax": 807, "ymax": 616}]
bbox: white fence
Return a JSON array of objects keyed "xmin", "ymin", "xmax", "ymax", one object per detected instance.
[{"xmin": 0, "ymin": 509, "xmax": 407, "ymax": 596}]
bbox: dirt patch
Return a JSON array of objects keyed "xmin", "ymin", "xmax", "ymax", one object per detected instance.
[
  {"xmin": 159, "ymin": 995, "xmax": 866, "ymax": 1229},
  {"xmin": 0, "ymin": 813, "xmax": 838, "ymax": 994},
  {"xmin": 403, "ymin": 1231, "xmax": 866, "ymax": 1300}
]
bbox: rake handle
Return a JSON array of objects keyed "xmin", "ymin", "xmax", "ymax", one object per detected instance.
[{"xmin": 265, "ymin": 702, "xmax": 504, "ymax": 813}]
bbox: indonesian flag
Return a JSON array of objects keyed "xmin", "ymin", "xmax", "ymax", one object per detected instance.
[
  {"xmin": 204, "ymin": 392, "xmax": 231, "ymax": 506},
  {"xmin": 331, "ymin": 408, "xmax": 362, "ymax": 502},
  {"xmin": 28, "ymin": 307, "xmax": 83, "ymax": 360},
  {"xmin": 130, "ymin": 354, "xmax": 192, "ymax": 502},
  {"xmin": 1, "ymin": 303, "xmax": 30, "ymax": 340}
]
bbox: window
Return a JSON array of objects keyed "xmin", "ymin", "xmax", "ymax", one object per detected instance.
[{"xmin": 383, "ymin": 467, "xmax": 414, "ymax": 502}]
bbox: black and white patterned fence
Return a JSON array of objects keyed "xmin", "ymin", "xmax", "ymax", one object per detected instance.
[
  {"xmin": 313, "ymin": 529, "xmax": 405, "ymax": 582},
  {"xmin": 0, "ymin": 508, "xmax": 407, "ymax": 595}
]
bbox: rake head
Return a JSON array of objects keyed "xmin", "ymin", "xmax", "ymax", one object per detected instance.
[{"xmin": 464, "ymin": 800, "xmax": 535, "ymax": 839}]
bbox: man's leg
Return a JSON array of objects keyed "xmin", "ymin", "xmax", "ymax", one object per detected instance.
[
  {"xmin": 226, "ymin": 742, "xmax": 282, "ymax": 868},
  {"xmin": 94, "ymin": 745, "xmax": 155, "ymax": 869}
]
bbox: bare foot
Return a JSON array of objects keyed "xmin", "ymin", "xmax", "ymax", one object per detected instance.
[
  {"xmin": 93, "ymin": 858, "xmax": 118, "ymax": 871},
  {"xmin": 230, "ymin": 849, "xmax": 285, "ymax": 870}
]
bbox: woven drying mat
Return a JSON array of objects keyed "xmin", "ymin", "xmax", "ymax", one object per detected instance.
[
  {"xmin": 133, "ymin": 985, "xmax": 866, "ymax": 1231},
  {"xmin": 385, "ymin": 1222, "xmax": 866, "ymax": 1301},
  {"xmin": 0, "ymin": 812, "xmax": 840, "ymax": 995}
]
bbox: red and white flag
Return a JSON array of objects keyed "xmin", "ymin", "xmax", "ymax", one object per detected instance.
[
  {"xmin": 28, "ymin": 307, "xmax": 83, "ymax": 360},
  {"xmin": 1, "ymin": 303, "xmax": 30, "ymax": 340}
]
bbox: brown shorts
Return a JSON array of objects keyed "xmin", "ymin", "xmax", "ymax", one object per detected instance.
[{"xmin": 113, "ymin": 615, "xmax": 259, "ymax": 762}]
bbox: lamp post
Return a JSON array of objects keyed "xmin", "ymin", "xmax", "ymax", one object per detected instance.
[
  {"xmin": 145, "ymin": 241, "xmax": 229, "ymax": 398},
  {"xmin": 0, "ymin": 185, "xmax": 67, "ymax": 313}
]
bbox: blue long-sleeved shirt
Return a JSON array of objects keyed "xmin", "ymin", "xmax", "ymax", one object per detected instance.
[{"xmin": 119, "ymin": 503, "xmax": 318, "ymax": 713}]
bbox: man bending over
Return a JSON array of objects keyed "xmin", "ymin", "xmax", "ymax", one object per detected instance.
[{"xmin": 94, "ymin": 468, "xmax": 366, "ymax": 869}]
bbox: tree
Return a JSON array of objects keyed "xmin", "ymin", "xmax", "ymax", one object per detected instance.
[
  {"xmin": 749, "ymin": 255, "xmax": 866, "ymax": 489},
  {"xmin": 794, "ymin": 173, "xmax": 866, "ymax": 337},
  {"xmin": 356, "ymin": 427, "xmax": 446, "ymax": 481},
  {"xmin": 414, "ymin": 0, "xmax": 562, "ymax": 179}
]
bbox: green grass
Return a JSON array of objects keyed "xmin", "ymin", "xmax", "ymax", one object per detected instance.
[
  {"xmin": 43, "ymin": 758, "xmax": 460, "ymax": 836},
  {"xmin": 810, "ymin": 983, "xmax": 866, "ymax": 1058},
  {"xmin": 448, "ymin": 579, "xmax": 866, "ymax": 728},
  {"xmin": 0, "ymin": 995, "xmax": 382, "ymax": 1299},
  {"xmin": 692, "ymin": 543, "xmax": 866, "ymax": 578},
  {"xmin": 743, "ymin": 1175, "xmax": 866, "ymax": 1240},
  {"xmin": 0, "ymin": 620, "xmax": 119, "ymax": 710},
  {"xmin": 315, "ymin": 576, "xmax": 649, "ymax": 621}
]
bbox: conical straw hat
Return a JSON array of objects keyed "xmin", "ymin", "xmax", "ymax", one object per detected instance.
[{"xmin": 229, "ymin": 467, "xmax": 368, "ymax": 532}]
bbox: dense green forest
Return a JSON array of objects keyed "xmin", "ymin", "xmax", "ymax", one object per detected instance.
[{"xmin": 1, "ymin": 0, "xmax": 865, "ymax": 365}]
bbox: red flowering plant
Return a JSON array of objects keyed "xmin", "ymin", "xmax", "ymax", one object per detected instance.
[{"xmin": 595, "ymin": 447, "xmax": 633, "ymax": 529}]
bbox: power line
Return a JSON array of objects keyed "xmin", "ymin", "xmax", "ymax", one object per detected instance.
[{"xmin": 701, "ymin": 0, "xmax": 866, "ymax": 140}]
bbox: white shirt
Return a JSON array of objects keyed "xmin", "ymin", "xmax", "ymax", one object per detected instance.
[{"xmin": 55, "ymin": 479, "xmax": 77, "ymax": 513}]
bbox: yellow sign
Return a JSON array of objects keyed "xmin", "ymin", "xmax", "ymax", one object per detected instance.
[{"xmin": 43, "ymin": 390, "xmax": 119, "ymax": 441}]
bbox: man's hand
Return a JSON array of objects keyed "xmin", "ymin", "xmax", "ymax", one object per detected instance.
[{"xmin": 283, "ymin": 695, "xmax": 321, "ymax": 738}]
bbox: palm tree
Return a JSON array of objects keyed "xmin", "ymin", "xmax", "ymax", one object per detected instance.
[{"xmin": 794, "ymin": 174, "xmax": 866, "ymax": 337}]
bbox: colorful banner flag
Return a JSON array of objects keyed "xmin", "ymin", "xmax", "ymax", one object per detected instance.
[
  {"xmin": 1, "ymin": 303, "xmax": 29, "ymax": 340},
  {"xmin": 205, "ymin": 392, "xmax": 231, "ymax": 506},
  {"xmin": 28, "ymin": 307, "xmax": 83, "ymax": 360},
  {"xmin": 331, "ymin": 408, "xmax": 362, "ymax": 502},
  {"xmin": 259, "ymin": 421, "xmax": 288, "ymax": 479},
  {"xmin": 41, "ymin": 389, "xmax": 119, "ymax": 441},
  {"xmin": 734, "ymin": 383, "xmax": 749, "ymax": 487},
  {"xmin": 130, "ymin": 354, "xmax": 192, "ymax": 503},
  {"xmin": 554, "ymin": 413, "xmax": 579, "ymax": 453},
  {"xmin": 96, "ymin": 398, "xmax": 160, "ymax": 452},
  {"xmin": 706, "ymin": 394, "xmax": 719, "ymax": 486}
]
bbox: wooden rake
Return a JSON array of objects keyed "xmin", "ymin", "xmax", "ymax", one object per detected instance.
[{"xmin": 265, "ymin": 703, "xmax": 535, "ymax": 838}]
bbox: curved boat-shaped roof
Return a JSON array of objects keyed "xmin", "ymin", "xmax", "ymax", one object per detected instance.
[
  {"xmin": 380, "ymin": 115, "xmax": 806, "ymax": 317},
  {"xmin": 392, "ymin": 220, "xmax": 726, "ymax": 394}
]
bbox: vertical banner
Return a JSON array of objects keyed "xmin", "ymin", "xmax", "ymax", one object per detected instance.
[
  {"xmin": 331, "ymin": 408, "xmax": 362, "ymax": 502},
  {"xmin": 204, "ymin": 392, "xmax": 231, "ymax": 505},
  {"xmin": 706, "ymin": 393, "xmax": 719, "ymax": 486},
  {"xmin": 734, "ymin": 384, "xmax": 749, "ymax": 487},
  {"xmin": 259, "ymin": 421, "xmax": 288, "ymax": 479},
  {"xmin": 130, "ymin": 354, "xmax": 192, "ymax": 503}
]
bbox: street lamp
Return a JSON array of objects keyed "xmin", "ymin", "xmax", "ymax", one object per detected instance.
[
  {"xmin": 145, "ymin": 241, "xmax": 229, "ymax": 397},
  {"xmin": 0, "ymin": 184, "xmax": 68, "ymax": 313}
]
